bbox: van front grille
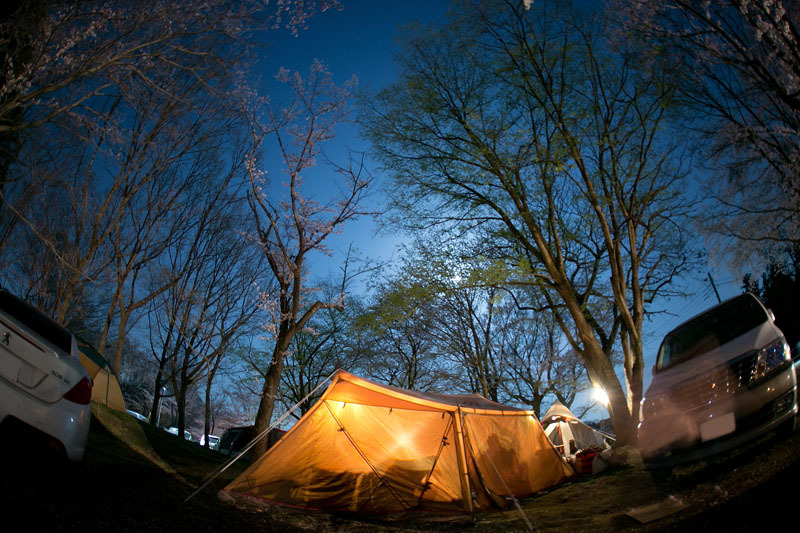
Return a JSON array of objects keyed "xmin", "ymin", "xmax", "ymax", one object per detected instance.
[{"xmin": 649, "ymin": 351, "xmax": 760, "ymax": 414}]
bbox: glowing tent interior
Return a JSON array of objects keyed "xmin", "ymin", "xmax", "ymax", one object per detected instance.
[{"xmin": 222, "ymin": 370, "xmax": 573, "ymax": 517}]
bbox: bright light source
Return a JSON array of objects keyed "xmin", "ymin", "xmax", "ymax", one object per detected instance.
[{"xmin": 593, "ymin": 385, "xmax": 610, "ymax": 406}]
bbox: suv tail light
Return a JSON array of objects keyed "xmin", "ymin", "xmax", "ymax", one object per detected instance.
[{"xmin": 63, "ymin": 377, "xmax": 92, "ymax": 405}]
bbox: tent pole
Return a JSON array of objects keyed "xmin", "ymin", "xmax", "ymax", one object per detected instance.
[{"xmin": 452, "ymin": 408, "xmax": 474, "ymax": 514}]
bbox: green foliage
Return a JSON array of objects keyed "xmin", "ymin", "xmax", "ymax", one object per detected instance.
[{"xmin": 359, "ymin": 0, "xmax": 699, "ymax": 444}]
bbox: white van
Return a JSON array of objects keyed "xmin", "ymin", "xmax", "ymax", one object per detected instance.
[{"xmin": 639, "ymin": 292, "xmax": 797, "ymax": 470}]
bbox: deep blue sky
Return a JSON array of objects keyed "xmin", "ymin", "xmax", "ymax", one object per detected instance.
[
  {"xmin": 263, "ymin": 1, "xmax": 449, "ymax": 89},
  {"xmin": 250, "ymin": 0, "xmax": 450, "ymax": 275}
]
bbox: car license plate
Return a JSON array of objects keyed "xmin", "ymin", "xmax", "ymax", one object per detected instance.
[{"xmin": 700, "ymin": 412, "xmax": 735, "ymax": 442}]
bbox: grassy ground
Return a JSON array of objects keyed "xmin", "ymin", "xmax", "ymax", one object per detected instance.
[{"xmin": 3, "ymin": 404, "xmax": 799, "ymax": 532}]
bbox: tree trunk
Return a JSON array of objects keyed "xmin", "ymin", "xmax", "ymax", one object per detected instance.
[
  {"xmin": 150, "ymin": 369, "xmax": 166, "ymax": 426},
  {"xmin": 202, "ymin": 365, "xmax": 219, "ymax": 448},
  {"xmin": 566, "ymin": 289, "xmax": 639, "ymax": 448},
  {"xmin": 176, "ymin": 381, "xmax": 187, "ymax": 438},
  {"xmin": 251, "ymin": 345, "xmax": 287, "ymax": 459},
  {"xmin": 112, "ymin": 308, "xmax": 130, "ymax": 375},
  {"xmin": 602, "ymin": 363, "xmax": 639, "ymax": 448}
]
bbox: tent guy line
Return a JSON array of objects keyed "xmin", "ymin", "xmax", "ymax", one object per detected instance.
[
  {"xmin": 183, "ymin": 369, "xmax": 339, "ymax": 505},
  {"xmin": 323, "ymin": 399, "xmax": 414, "ymax": 510}
]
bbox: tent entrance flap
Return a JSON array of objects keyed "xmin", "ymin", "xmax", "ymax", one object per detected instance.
[{"xmin": 462, "ymin": 415, "xmax": 533, "ymax": 531}]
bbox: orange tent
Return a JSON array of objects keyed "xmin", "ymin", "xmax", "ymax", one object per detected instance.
[
  {"xmin": 76, "ymin": 338, "xmax": 126, "ymax": 412},
  {"xmin": 222, "ymin": 371, "xmax": 573, "ymax": 517}
]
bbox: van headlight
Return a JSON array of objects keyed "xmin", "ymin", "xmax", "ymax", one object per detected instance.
[
  {"xmin": 639, "ymin": 394, "xmax": 663, "ymax": 423},
  {"xmin": 753, "ymin": 337, "xmax": 791, "ymax": 380}
]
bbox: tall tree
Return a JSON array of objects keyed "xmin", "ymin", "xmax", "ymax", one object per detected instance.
[
  {"xmin": 362, "ymin": 0, "xmax": 695, "ymax": 447},
  {"xmin": 146, "ymin": 189, "xmax": 264, "ymax": 438},
  {"xmin": 245, "ymin": 61, "xmax": 372, "ymax": 457}
]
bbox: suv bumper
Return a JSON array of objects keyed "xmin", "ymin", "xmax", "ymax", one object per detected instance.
[{"xmin": 640, "ymin": 369, "xmax": 797, "ymax": 470}]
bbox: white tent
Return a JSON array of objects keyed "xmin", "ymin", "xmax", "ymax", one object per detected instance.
[{"xmin": 541, "ymin": 401, "xmax": 613, "ymax": 458}]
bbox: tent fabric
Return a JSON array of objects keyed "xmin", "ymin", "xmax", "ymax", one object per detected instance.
[
  {"xmin": 542, "ymin": 400, "xmax": 577, "ymax": 421},
  {"xmin": 76, "ymin": 339, "xmax": 126, "ymax": 412},
  {"xmin": 223, "ymin": 371, "xmax": 573, "ymax": 516},
  {"xmin": 541, "ymin": 401, "xmax": 612, "ymax": 458}
]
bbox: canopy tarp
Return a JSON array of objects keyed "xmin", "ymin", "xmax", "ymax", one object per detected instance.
[{"xmin": 222, "ymin": 371, "xmax": 572, "ymax": 517}]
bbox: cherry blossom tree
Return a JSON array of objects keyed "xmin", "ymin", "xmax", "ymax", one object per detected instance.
[
  {"xmin": 0, "ymin": 0, "xmax": 341, "ymax": 378},
  {"xmin": 244, "ymin": 60, "xmax": 372, "ymax": 456},
  {"xmin": 0, "ymin": 0, "xmax": 341, "ymax": 140}
]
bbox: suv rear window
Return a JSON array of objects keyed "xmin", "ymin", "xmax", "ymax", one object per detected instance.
[
  {"xmin": 657, "ymin": 293, "xmax": 768, "ymax": 371},
  {"xmin": 0, "ymin": 290, "xmax": 73, "ymax": 355}
]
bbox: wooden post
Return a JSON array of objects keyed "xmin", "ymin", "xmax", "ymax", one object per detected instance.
[{"xmin": 452, "ymin": 408, "xmax": 474, "ymax": 513}]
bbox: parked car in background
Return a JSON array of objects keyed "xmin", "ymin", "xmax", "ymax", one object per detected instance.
[
  {"xmin": 167, "ymin": 426, "xmax": 193, "ymax": 441},
  {"xmin": 218, "ymin": 425, "xmax": 285, "ymax": 457},
  {"xmin": 639, "ymin": 292, "xmax": 797, "ymax": 472},
  {"xmin": 199, "ymin": 434, "xmax": 220, "ymax": 450},
  {"xmin": 0, "ymin": 289, "xmax": 92, "ymax": 461},
  {"xmin": 126, "ymin": 410, "xmax": 148, "ymax": 423}
]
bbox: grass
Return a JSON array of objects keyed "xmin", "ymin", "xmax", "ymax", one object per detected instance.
[{"xmin": 3, "ymin": 403, "xmax": 799, "ymax": 532}]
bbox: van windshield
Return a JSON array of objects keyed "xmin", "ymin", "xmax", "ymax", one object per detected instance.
[{"xmin": 657, "ymin": 293, "xmax": 769, "ymax": 371}]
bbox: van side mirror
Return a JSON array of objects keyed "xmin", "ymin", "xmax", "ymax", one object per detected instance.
[{"xmin": 767, "ymin": 309, "xmax": 776, "ymax": 322}]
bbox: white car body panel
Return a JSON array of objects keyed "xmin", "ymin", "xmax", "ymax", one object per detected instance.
[{"xmin": 0, "ymin": 291, "xmax": 91, "ymax": 461}]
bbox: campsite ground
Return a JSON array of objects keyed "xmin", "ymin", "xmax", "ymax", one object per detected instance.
[{"xmin": 3, "ymin": 405, "xmax": 799, "ymax": 532}]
